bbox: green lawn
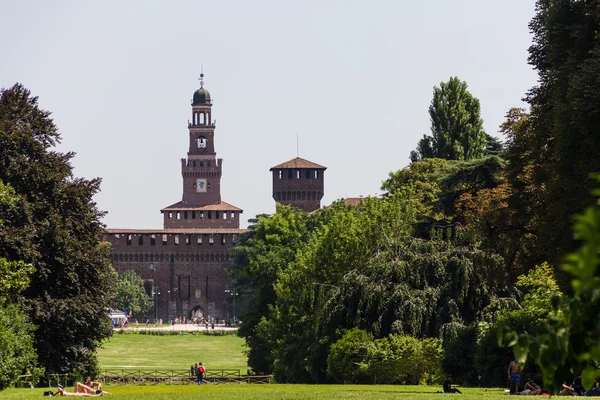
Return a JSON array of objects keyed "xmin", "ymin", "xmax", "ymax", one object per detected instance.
[
  {"xmin": 97, "ymin": 334, "xmax": 247, "ymax": 372},
  {"xmin": 1, "ymin": 385, "xmax": 510, "ymax": 399}
]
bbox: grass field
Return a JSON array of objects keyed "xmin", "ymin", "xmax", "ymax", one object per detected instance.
[
  {"xmin": 1, "ymin": 385, "xmax": 510, "ymax": 399},
  {"xmin": 97, "ymin": 334, "xmax": 247, "ymax": 371}
]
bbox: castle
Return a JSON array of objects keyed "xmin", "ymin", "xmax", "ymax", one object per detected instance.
[{"xmin": 104, "ymin": 76, "xmax": 325, "ymax": 321}]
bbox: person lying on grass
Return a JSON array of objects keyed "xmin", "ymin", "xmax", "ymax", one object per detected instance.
[{"xmin": 43, "ymin": 383, "xmax": 111, "ymax": 396}]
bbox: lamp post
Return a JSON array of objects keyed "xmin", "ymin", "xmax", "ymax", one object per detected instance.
[
  {"xmin": 167, "ymin": 288, "xmax": 179, "ymax": 324},
  {"xmin": 153, "ymin": 286, "xmax": 160, "ymax": 322},
  {"xmin": 224, "ymin": 287, "xmax": 239, "ymax": 322}
]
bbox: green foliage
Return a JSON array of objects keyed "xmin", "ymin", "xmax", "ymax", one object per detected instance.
[
  {"xmin": 368, "ymin": 335, "xmax": 443, "ymax": 385},
  {"xmin": 0, "ymin": 84, "xmax": 116, "ymax": 373},
  {"xmin": 114, "ymin": 270, "xmax": 152, "ymax": 316},
  {"xmin": 410, "ymin": 77, "xmax": 487, "ymax": 162},
  {"xmin": 252, "ymin": 192, "xmax": 509, "ymax": 383},
  {"xmin": 0, "ymin": 299, "xmax": 37, "ymax": 390},
  {"xmin": 230, "ymin": 206, "xmax": 311, "ymax": 374},
  {"xmin": 508, "ymin": 0, "xmax": 600, "ymax": 272},
  {"xmin": 507, "ymin": 177, "xmax": 600, "ymax": 392},
  {"xmin": 327, "ymin": 328, "xmax": 372, "ymax": 384},
  {"xmin": 327, "ymin": 330, "xmax": 443, "ymax": 385},
  {"xmin": 441, "ymin": 323, "xmax": 479, "ymax": 385}
]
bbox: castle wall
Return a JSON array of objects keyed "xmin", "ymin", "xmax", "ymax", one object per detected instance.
[{"xmin": 105, "ymin": 230, "xmax": 243, "ymax": 322}]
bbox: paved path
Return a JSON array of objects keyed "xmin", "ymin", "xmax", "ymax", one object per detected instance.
[{"xmin": 116, "ymin": 324, "xmax": 239, "ymax": 332}]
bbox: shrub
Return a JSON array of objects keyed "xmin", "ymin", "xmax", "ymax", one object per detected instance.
[{"xmin": 327, "ymin": 328, "xmax": 373, "ymax": 383}]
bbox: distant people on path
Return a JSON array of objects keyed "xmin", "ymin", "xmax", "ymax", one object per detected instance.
[
  {"xmin": 443, "ymin": 375, "xmax": 462, "ymax": 394},
  {"xmin": 197, "ymin": 362, "xmax": 205, "ymax": 385},
  {"xmin": 508, "ymin": 359, "xmax": 521, "ymax": 395}
]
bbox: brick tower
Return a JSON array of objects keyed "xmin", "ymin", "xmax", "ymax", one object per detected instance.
[
  {"xmin": 161, "ymin": 73, "xmax": 242, "ymax": 228},
  {"xmin": 105, "ymin": 74, "xmax": 245, "ymax": 323},
  {"xmin": 270, "ymin": 157, "xmax": 326, "ymax": 212}
]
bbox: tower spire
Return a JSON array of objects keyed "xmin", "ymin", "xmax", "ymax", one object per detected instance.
[{"xmin": 199, "ymin": 64, "xmax": 204, "ymax": 88}]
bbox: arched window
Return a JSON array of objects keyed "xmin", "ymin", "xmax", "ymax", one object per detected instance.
[
  {"xmin": 302, "ymin": 191, "xmax": 306, "ymax": 200},
  {"xmin": 277, "ymin": 191, "xmax": 281, "ymax": 200}
]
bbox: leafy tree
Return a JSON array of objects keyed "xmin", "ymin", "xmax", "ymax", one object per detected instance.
[
  {"xmin": 484, "ymin": 134, "xmax": 504, "ymax": 157},
  {"xmin": 508, "ymin": 177, "xmax": 600, "ymax": 393},
  {"xmin": 511, "ymin": 0, "xmax": 600, "ymax": 271},
  {"xmin": 410, "ymin": 77, "xmax": 487, "ymax": 162},
  {"xmin": 0, "ymin": 181, "xmax": 37, "ymax": 390},
  {"xmin": 229, "ymin": 206, "xmax": 311, "ymax": 374},
  {"xmin": 0, "ymin": 298, "xmax": 37, "ymax": 390},
  {"xmin": 0, "ymin": 84, "xmax": 116, "ymax": 373},
  {"xmin": 114, "ymin": 270, "xmax": 152, "ymax": 316},
  {"xmin": 257, "ymin": 192, "xmax": 509, "ymax": 383}
]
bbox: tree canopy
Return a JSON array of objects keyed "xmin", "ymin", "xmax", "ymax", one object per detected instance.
[
  {"xmin": 114, "ymin": 270, "xmax": 152, "ymax": 316},
  {"xmin": 410, "ymin": 77, "xmax": 487, "ymax": 162},
  {"xmin": 0, "ymin": 83, "xmax": 116, "ymax": 374}
]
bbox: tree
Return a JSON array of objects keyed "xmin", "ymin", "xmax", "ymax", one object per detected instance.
[
  {"xmin": 0, "ymin": 84, "xmax": 116, "ymax": 374},
  {"xmin": 0, "ymin": 181, "xmax": 37, "ymax": 390},
  {"xmin": 507, "ymin": 180, "xmax": 600, "ymax": 392},
  {"xmin": 229, "ymin": 206, "xmax": 312, "ymax": 374},
  {"xmin": 512, "ymin": 0, "xmax": 600, "ymax": 271},
  {"xmin": 114, "ymin": 270, "xmax": 152, "ymax": 316},
  {"xmin": 410, "ymin": 77, "xmax": 487, "ymax": 162}
]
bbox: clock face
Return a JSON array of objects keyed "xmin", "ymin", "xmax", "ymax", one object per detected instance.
[{"xmin": 197, "ymin": 136, "xmax": 207, "ymax": 148}]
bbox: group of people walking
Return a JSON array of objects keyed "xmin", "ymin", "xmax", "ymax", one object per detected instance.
[{"xmin": 190, "ymin": 362, "xmax": 206, "ymax": 385}]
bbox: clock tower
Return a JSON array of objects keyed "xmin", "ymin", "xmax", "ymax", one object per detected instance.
[{"xmin": 160, "ymin": 74, "xmax": 242, "ymax": 228}]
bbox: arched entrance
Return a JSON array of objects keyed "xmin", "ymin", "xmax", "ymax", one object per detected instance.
[{"xmin": 189, "ymin": 306, "xmax": 204, "ymax": 322}]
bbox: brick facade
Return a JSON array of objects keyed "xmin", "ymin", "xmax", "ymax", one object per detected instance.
[
  {"xmin": 271, "ymin": 157, "xmax": 327, "ymax": 212},
  {"xmin": 106, "ymin": 76, "xmax": 244, "ymax": 322}
]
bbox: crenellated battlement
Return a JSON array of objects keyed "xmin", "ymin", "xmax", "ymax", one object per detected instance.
[{"xmin": 181, "ymin": 158, "xmax": 222, "ymax": 170}]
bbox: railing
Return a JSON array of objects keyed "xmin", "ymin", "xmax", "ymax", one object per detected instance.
[
  {"xmin": 14, "ymin": 373, "xmax": 79, "ymax": 388},
  {"xmin": 99, "ymin": 369, "xmax": 271, "ymax": 385}
]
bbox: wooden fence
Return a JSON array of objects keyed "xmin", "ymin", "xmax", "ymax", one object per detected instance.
[{"xmin": 99, "ymin": 369, "xmax": 271, "ymax": 385}]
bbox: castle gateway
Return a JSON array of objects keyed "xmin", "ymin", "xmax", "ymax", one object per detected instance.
[{"xmin": 104, "ymin": 75, "xmax": 245, "ymax": 322}]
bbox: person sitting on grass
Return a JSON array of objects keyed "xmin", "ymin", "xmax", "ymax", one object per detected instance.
[
  {"xmin": 443, "ymin": 375, "xmax": 462, "ymax": 394},
  {"xmin": 83, "ymin": 377, "xmax": 102, "ymax": 391},
  {"xmin": 519, "ymin": 378, "xmax": 542, "ymax": 395}
]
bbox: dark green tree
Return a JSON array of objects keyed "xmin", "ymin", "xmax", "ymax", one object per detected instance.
[
  {"xmin": 0, "ymin": 84, "xmax": 116, "ymax": 374},
  {"xmin": 410, "ymin": 77, "xmax": 487, "ymax": 162},
  {"xmin": 515, "ymin": 0, "xmax": 600, "ymax": 270},
  {"xmin": 114, "ymin": 270, "xmax": 152, "ymax": 316},
  {"xmin": 507, "ymin": 178, "xmax": 600, "ymax": 393}
]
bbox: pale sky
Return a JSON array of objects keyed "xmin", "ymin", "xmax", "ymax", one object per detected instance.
[{"xmin": 0, "ymin": 1, "xmax": 537, "ymax": 229}]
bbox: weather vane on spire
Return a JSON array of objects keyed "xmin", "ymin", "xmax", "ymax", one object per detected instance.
[{"xmin": 199, "ymin": 63, "xmax": 205, "ymax": 88}]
